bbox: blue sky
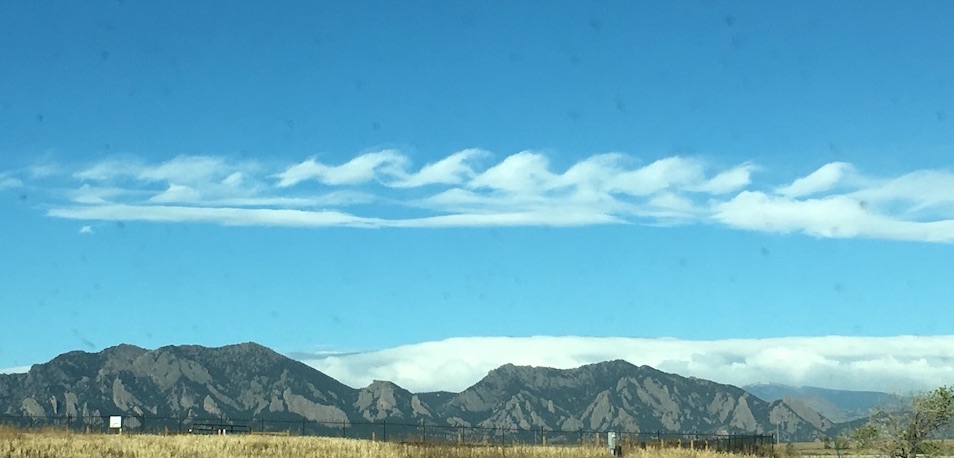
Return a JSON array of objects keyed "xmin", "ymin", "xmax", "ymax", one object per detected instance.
[{"xmin": 1, "ymin": 1, "xmax": 953, "ymax": 391}]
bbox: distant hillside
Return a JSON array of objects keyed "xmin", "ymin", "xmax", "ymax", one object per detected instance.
[
  {"xmin": 0, "ymin": 343, "xmax": 836, "ymax": 441},
  {"xmin": 745, "ymin": 383, "xmax": 898, "ymax": 423}
]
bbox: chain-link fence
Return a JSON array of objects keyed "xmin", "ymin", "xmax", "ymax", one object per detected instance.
[{"xmin": 0, "ymin": 414, "xmax": 774, "ymax": 454}]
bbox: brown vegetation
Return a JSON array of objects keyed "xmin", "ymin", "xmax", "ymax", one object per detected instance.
[{"xmin": 0, "ymin": 427, "xmax": 752, "ymax": 458}]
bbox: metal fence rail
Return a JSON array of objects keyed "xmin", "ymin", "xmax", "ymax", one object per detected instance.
[{"xmin": 0, "ymin": 414, "xmax": 774, "ymax": 454}]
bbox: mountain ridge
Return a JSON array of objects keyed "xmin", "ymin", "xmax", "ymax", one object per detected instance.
[
  {"xmin": 744, "ymin": 383, "xmax": 898, "ymax": 423},
  {"xmin": 0, "ymin": 342, "xmax": 850, "ymax": 441}
]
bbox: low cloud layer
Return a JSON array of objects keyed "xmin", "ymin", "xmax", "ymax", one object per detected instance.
[
  {"xmin": 0, "ymin": 366, "xmax": 31, "ymax": 375},
  {"xmin": 299, "ymin": 335, "xmax": 954, "ymax": 393},
  {"xmin": 3, "ymin": 149, "xmax": 954, "ymax": 241}
]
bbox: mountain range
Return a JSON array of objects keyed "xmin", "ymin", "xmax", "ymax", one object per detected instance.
[
  {"xmin": 0, "ymin": 342, "xmax": 890, "ymax": 441},
  {"xmin": 744, "ymin": 383, "xmax": 899, "ymax": 423}
]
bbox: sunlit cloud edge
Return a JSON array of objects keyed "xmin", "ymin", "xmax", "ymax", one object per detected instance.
[{"xmin": 298, "ymin": 335, "xmax": 954, "ymax": 393}]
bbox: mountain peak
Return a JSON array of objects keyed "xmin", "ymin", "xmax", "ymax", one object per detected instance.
[{"xmin": 1, "ymin": 343, "xmax": 838, "ymax": 441}]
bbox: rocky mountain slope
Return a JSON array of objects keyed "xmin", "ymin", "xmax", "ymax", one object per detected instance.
[
  {"xmin": 0, "ymin": 343, "xmax": 835, "ymax": 440},
  {"xmin": 745, "ymin": 383, "xmax": 898, "ymax": 422},
  {"xmin": 426, "ymin": 360, "xmax": 830, "ymax": 440}
]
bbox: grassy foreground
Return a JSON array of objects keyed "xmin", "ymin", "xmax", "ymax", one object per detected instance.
[{"xmin": 0, "ymin": 429, "xmax": 747, "ymax": 458}]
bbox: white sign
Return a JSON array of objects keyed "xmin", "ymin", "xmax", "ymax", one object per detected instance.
[{"xmin": 109, "ymin": 416, "xmax": 122, "ymax": 429}]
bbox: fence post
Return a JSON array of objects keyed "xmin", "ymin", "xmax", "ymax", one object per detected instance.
[
  {"xmin": 422, "ymin": 420, "xmax": 426, "ymax": 444},
  {"xmin": 383, "ymin": 420, "xmax": 387, "ymax": 442}
]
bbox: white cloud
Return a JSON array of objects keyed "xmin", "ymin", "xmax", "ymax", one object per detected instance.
[
  {"xmin": 776, "ymin": 162, "xmax": 854, "ymax": 198},
  {"xmin": 70, "ymin": 184, "xmax": 129, "ymax": 204},
  {"xmin": 149, "ymin": 184, "xmax": 201, "ymax": 203},
  {"xmin": 48, "ymin": 204, "xmax": 618, "ymax": 228},
  {"xmin": 714, "ymin": 191, "xmax": 954, "ymax": 242},
  {"xmin": 212, "ymin": 191, "xmax": 375, "ymax": 208},
  {"xmin": 0, "ymin": 176, "xmax": 23, "ymax": 190},
  {"xmin": 299, "ymin": 335, "xmax": 954, "ymax": 393},
  {"xmin": 137, "ymin": 155, "xmax": 232, "ymax": 185},
  {"xmin": 79, "ymin": 225, "xmax": 93, "ymax": 234},
  {"xmin": 74, "ymin": 159, "xmax": 141, "ymax": 181},
  {"xmin": 277, "ymin": 150, "xmax": 409, "ymax": 187},
  {"xmin": 608, "ymin": 156, "xmax": 705, "ymax": 196},
  {"xmin": 49, "ymin": 204, "xmax": 384, "ymax": 228},
  {"xmin": 27, "ymin": 163, "xmax": 62, "ymax": 178},
  {"xmin": 9, "ymin": 150, "xmax": 954, "ymax": 242},
  {"xmin": 851, "ymin": 170, "xmax": 954, "ymax": 215},
  {"xmin": 390, "ymin": 149, "xmax": 488, "ymax": 188},
  {"xmin": 222, "ymin": 172, "xmax": 243, "ymax": 187},
  {"xmin": 468, "ymin": 151, "xmax": 557, "ymax": 194},
  {"xmin": 691, "ymin": 163, "xmax": 756, "ymax": 194}
]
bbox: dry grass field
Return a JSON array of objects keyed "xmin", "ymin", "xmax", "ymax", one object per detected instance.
[{"xmin": 0, "ymin": 427, "xmax": 757, "ymax": 458}]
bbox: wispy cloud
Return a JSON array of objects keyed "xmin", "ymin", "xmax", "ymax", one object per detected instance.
[
  {"xmin": 298, "ymin": 335, "xmax": 954, "ymax": 393},
  {"xmin": 775, "ymin": 162, "xmax": 854, "ymax": 198},
  {"xmin": 0, "ymin": 175, "xmax": 23, "ymax": 190},
  {"xmin": 277, "ymin": 150, "xmax": 410, "ymax": 187},
  {"xmin": 2, "ymin": 149, "xmax": 952, "ymax": 241}
]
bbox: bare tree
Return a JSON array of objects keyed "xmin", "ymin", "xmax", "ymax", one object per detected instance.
[{"xmin": 873, "ymin": 386, "xmax": 954, "ymax": 458}]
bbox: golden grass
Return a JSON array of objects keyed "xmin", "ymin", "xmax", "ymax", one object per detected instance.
[{"xmin": 0, "ymin": 429, "xmax": 757, "ymax": 458}]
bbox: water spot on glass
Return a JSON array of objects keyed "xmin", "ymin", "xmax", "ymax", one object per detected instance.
[{"xmin": 614, "ymin": 97, "xmax": 627, "ymax": 113}]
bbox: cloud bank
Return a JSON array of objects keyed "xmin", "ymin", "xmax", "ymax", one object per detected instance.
[
  {"xmin": 300, "ymin": 335, "xmax": 954, "ymax": 393},
  {"xmin": 3, "ymin": 149, "xmax": 954, "ymax": 241},
  {"xmin": 0, "ymin": 366, "xmax": 31, "ymax": 375}
]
